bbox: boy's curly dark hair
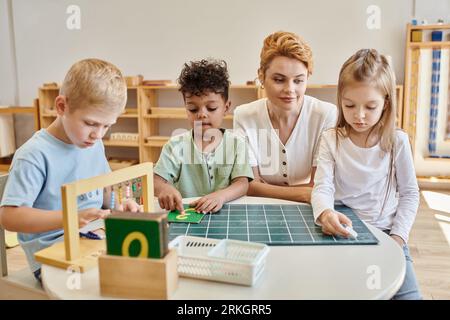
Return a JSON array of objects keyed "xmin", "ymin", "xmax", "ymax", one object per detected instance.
[{"xmin": 178, "ymin": 58, "xmax": 230, "ymax": 101}]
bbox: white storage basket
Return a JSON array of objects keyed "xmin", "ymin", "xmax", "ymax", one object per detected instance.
[{"xmin": 169, "ymin": 236, "xmax": 269, "ymax": 286}]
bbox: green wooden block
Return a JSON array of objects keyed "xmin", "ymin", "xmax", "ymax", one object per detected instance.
[{"xmin": 105, "ymin": 210, "xmax": 168, "ymax": 259}]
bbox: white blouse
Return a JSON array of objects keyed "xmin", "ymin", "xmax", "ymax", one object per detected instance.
[{"xmin": 233, "ymin": 96, "xmax": 337, "ymax": 185}]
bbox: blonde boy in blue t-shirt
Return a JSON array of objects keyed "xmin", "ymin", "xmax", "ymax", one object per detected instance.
[
  {"xmin": 0, "ymin": 59, "xmax": 140, "ymax": 282},
  {"xmin": 154, "ymin": 59, "xmax": 253, "ymax": 214}
]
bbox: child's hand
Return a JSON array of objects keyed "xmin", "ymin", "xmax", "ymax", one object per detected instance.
[
  {"xmin": 78, "ymin": 208, "xmax": 110, "ymax": 228},
  {"xmin": 189, "ymin": 193, "xmax": 224, "ymax": 214},
  {"xmin": 119, "ymin": 199, "xmax": 142, "ymax": 212},
  {"xmin": 158, "ymin": 184, "xmax": 184, "ymax": 213},
  {"xmin": 318, "ymin": 209, "xmax": 353, "ymax": 238}
]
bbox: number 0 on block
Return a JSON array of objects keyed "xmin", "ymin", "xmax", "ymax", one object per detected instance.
[{"xmin": 105, "ymin": 210, "xmax": 168, "ymax": 259}]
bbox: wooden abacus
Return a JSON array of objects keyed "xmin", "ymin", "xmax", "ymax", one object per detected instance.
[{"xmin": 34, "ymin": 162, "xmax": 155, "ymax": 272}]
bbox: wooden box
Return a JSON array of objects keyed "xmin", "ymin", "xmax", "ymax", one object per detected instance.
[{"xmin": 98, "ymin": 249, "xmax": 178, "ymax": 299}]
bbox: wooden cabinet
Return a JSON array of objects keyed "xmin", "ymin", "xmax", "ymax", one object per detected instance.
[
  {"xmin": 138, "ymin": 85, "xmax": 262, "ymax": 163},
  {"xmin": 38, "ymin": 82, "xmax": 405, "ymax": 168},
  {"xmin": 37, "ymin": 84, "xmax": 263, "ymax": 167}
]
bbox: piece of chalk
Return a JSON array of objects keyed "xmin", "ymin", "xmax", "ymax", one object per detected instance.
[{"xmin": 342, "ymin": 224, "xmax": 358, "ymax": 239}]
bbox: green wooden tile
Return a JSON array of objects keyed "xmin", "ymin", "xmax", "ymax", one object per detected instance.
[{"xmin": 168, "ymin": 206, "xmax": 205, "ymax": 224}]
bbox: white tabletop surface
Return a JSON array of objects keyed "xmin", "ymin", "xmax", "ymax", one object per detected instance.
[{"xmin": 42, "ymin": 196, "xmax": 405, "ymax": 300}]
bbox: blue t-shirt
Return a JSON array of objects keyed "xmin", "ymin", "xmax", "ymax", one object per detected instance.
[{"xmin": 0, "ymin": 129, "xmax": 110, "ymax": 272}]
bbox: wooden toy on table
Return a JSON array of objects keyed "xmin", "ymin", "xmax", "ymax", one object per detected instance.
[
  {"xmin": 105, "ymin": 210, "xmax": 168, "ymax": 259},
  {"xmin": 99, "ymin": 210, "xmax": 177, "ymax": 299},
  {"xmin": 34, "ymin": 162, "xmax": 155, "ymax": 272}
]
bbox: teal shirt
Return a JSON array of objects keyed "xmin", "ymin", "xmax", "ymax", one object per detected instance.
[{"xmin": 154, "ymin": 129, "xmax": 253, "ymax": 197}]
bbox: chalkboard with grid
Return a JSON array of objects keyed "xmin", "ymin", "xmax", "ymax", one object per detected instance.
[{"xmin": 168, "ymin": 204, "xmax": 379, "ymax": 245}]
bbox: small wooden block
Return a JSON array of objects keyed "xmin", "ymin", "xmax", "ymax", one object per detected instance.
[
  {"xmin": 99, "ymin": 249, "xmax": 178, "ymax": 299},
  {"xmin": 411, "ymin": 30, "xmax": 423, "ymax": 42},
  {"xmin": 105, "ymin": 210, "xmax": 168, "ymax": 258}
]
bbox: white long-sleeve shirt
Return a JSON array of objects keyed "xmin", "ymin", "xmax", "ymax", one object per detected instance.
[{"xmin": 311, "ymin": 129, "xmax": 419, "ymax": 243}]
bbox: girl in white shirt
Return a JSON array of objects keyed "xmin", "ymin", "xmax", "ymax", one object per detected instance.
[{"xmin": 311, "ymin": 49, "xmax": 421, "ymax": 300}]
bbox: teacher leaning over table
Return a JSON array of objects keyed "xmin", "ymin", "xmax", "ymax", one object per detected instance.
[{"xmin": 234, "ymin": 31, "xmax": 337, "ymax": 203}]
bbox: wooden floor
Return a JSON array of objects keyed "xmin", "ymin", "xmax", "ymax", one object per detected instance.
[
  {"xmin": 5, "ymin": 189, "xmax": 450, "ymax": 299},
  {"xmin": 408, "ymin": 189, "xmax": 450, "ymax": 299}
]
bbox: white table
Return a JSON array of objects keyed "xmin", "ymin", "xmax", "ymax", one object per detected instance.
[{"xmin": 42, "ymin": 196, "xmax": 405, "ymax": 300}]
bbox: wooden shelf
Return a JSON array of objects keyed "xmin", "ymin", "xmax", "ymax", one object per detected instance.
[
  {"xmin": 418, "ymin": 176, "xmax": 450, "ymax": 182},
  {"xmin": 147, "ymin": 107, "xmax": 185, "ymax": 115},
  {"xmin": 410, "ymin": 23, "xmax": 450, "ymax": 31},
  {"xmin": 403, "ymin": 22, "xmax": 450, "ymax": 178},
  {"xmin": 417, "ymin": 176, "xmax": 450, "ymax": 190},
  {"xmin": 140, "ymin": 84, "xmax": 259, "ymax": 90},
  {"xmin": 144, "ymin": 136, "xmax": 169, "ymax": 147},
  {"xmin": 231, "ymin": 85, "xmax": 258, "ymax": 89},
  {"xmin": 39, "ymin": 86, "xmax": 59, "ymax": 91},
  {"xmin": 306, "ymin": 84, "xmax": 337, "ymax": 89},
  {"xmin": 41, "ymin": 111, "xmax": 138, "ymax": 119},
  {"xmin": 42, "ymin": 113, "xmax": 57, "ymax": 118},
  {"xmin": 108, "ymin": 159, "xmax": 139, "ymax": 171},
  {"xmin": 0, "ymin": 103, "xmax": 40, "ymax": 171},
  {"xmin": 423, "ymin": 156, "xmax": 450, "ymax": 162},
  {"xmin": 0, "ymin": 106, "xmax": 36, "ymax": 114},
  {"xmin": 143, "ymin": 107, "xmax": 232, "ymax": 120},
  {"xmin": 409, "ymin": 41, "xmax": 450, "ymax": 48},
  {"xmin": 140, "ymin": 85, "xmax": 179, "ymax": 90},
  {"xmin": 118, "ymin": 110, "xmax": 138, "ymax": 118},
  {"xmin": 103, "ymin": 139, "xmax": 139, "ymax": 147},
  {"xmin": 144, "ymin": 114, "xmax": 233, "ymax": 120}
]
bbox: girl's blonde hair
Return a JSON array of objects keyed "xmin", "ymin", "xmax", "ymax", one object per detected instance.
[
  {"xmin": 258, "ymin": 31, "xmax": 313, "ymax": 82},
  {"xmin": 336, "ymin": 49, "xmax": 396, "ymax": 153},
  {"xmin": 60, "ymin": 58, "xmax": 127, "ymax": 113}
]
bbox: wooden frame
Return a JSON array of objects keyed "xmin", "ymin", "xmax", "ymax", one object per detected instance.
[
  {"xmin": 0, "ymin": 174, "xmax": 8, "ymax": 277},
  {"xmin": 403, "ymin": 23, "xmax": 450, "ymax": 144},
  {"xmin": 403, "ymin": 23, "xmax": 450, "ymax": 184},
  {"xmin": 34, "ymin": 162, "xmax": 155, "ymax": 272}
]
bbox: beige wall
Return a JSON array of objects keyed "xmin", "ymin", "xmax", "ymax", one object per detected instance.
[{"xmin": 1, "ymin": 0, "xmax": 420, "ymax": 106}]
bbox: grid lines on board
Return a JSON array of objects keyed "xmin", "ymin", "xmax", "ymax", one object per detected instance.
[{"xmin": 168, "ymin": 204, "xmax": 378, "ymax": 245}]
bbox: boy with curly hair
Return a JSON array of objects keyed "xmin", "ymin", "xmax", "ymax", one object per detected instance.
[{"xmin": 154, "ymin": 58, "xmax": 253, "ymax": 213}]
